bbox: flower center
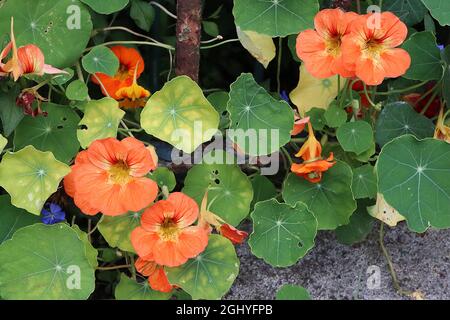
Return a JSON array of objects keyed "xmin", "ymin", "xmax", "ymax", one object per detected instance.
[
  {"xmin": 363, "ymin": 38, "xmax": 386, "ymax": 59},
  {"xmin": 115, "ymin": 65, "xmax": 130, "ymax": 81},
  {"xmin": 159, "ymin": 218, "xmax": 180, "ymax": 242},
  {"xmin": 108, "ymin": 160, "xmax": 132, "ymax": 185},
  {"xmin": 325, "ymin": 35, "xmax": 342, "ymax": 57}
]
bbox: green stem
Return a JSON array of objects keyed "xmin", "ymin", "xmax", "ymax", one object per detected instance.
[
  {"xmin": 200, "ymin": 39, "xmax": 240, "ymax": 50},
  {"xmin": 281, "ymin": 147, "xmax": 293, "ymax": 166},
  {"xmin": 363, "ymin": 83, "xmax": 377, "ymax": 107},
  {"xmin": 85, "ymin": 41, "xmax": 174, "ymax": 52},
  {"xmin": 96, "ymin": 264, "xmax": 131, "ymax": 271},
  {"xmin": 374, "ymin": 81, "xmax": 428, "ymax": 96},
  {"xmin": 420, "ymin": 89, "xmax": 439, "ymax": 115},
  {"xmin": 277, "ymin": 37, "xmax": 283, "ymax": 94}
]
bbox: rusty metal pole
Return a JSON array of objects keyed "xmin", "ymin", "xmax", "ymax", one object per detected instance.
[{"xmin": 175, "ymin": 0, "xmax": 202, "ymax": 83}]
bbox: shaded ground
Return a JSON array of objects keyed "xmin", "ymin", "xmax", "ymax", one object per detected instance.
[{"xmin": 226, "ymin": 223, "xmax": 450, "ymax": 300}]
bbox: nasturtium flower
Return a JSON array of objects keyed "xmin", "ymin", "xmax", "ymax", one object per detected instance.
[
  {"xmin": 290, "ymin": 64, "xmax": 342, "ymax": 116},
  {"xmin": 64, "ymin": 137, "xmax": 158, "ymax": 216},
  {"xmin": 291, "ymin": 112, "xmax": 310, "ymax": 136},
  {"xmin": 291, "ymin": 122, "xmax": 336, "ymax": 183},
  {"xmin": 92, "ymin": 46, "xmax": 145, "ymax": 100},
  {"xmin": 341, "ymin": 12, "xmax": 411, "ymax": 86},
  {"xmin": 41, "ymin": 203, "xmax": 66, "ymax": 225},
  {"xmin": 115, "ymin": 62, "xmax": 151, "ymax": 108},
  {"xmin": 198, "ymin": 192, "xmax": 248, "ymax": 245},
  {"xmin": 0, "ymin": 18, "xmax": 67, "ymax": 81},
  {"xmin": 434, "ymin": 106, "xmax": 450, "ymax": 143},
  {"xmin": 296, "ymin": 8, "xmax": 358, "ymax": 78},
  {"xmin": 131, "ymin": 192, "xmax": 209, "ymax": 267},
  {"xmin": 135, "ymin": 258, "xmax": 173, "ymax": 293}
]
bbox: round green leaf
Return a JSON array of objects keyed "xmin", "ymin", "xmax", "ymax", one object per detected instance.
[
  {"xmin": 81, "ymin": 0, "xmax": 129, "ymax": 14},
  {"xmin": 0, "ymin": 195, "xmax": 40, "ymax": 244},
  {"xmin": 233, "ymin": 0, "xmax": 319, "ymax": 37},
  {"xmin": 276, "ymin": 284, "xmax": 311, "ymax": 300},
  {"xmin": 227, "ymin": 73, "xmax": 294, "ymax": 156},
  {"xmin": 166, "ymin": 234, "xmax": 239, "ymax": 300},
  {"xmin": 130, "ymin": 0, "xmax": 155, "ymax": 32},
  {"xmin": 182, "ymin": 156, "xmax": 253, "ymax": 226},
  {"xmin": 337, "ymin": 121, "xmax": 374, "ymax": 155},
  {"xmin": 250, "ymin": 175, "xmax": 277, "ymax": 209},
  {"xmin": 335, "ymin": 199, "xmax": 374, "ymax": 246},
  {"xmin": 249, "ymin": 199, "xmax": 317, "ymax": 267},
  {"xmin": 66, "ymin": 80, "xmax": 89, "ymax": 101},
  {"xmin": 71, "ymin": 225, "xmax": 98, "ymax": 268},
  {"xmin": 141, "ymin": 76, "xmax": 219, "ymax": 154},
  {"xmin": 421, "ymin": 0, "xmax": 450, "ymax": 26},
  {"xmin": 0, "ymin": 223, "xmax": 95, "ymax": 299},
  {"xmin": 324, "ymin": 103, "xmax": 347, "ymax": 128},
  {"xmin": 98, "ymin": 211, "xmax": 142, "ymax": 253},
  {"xmin": 305, "ymin": 108, "xmax": 326, "ymax": 130},
  {"xmin": 14, "ymin": 103, "xmax": 81, "ymax": 163},
  {"xmin": 375, "ymin": 102, "xmax": 435, "ymax": 147},
  {"xmin": 82, "ymin": 46, "xmax": 119, "ymax": 76},
  {"xmin": 283, "ymin": 161, "xmax": 356, "ymax": 230},
  {"xmin": 402, "ymin": 32, "xmax": 443, "ymax": 81},
  {"xmin": 0, "ymin": 146, "xmax": 70, "ymax": 215},
  {"xmin": 149, "ymin": 167, "xmax": 176, "ymax": 191},
  {"xmin": 383, "ymin": 0, "xmax": 427, "ymax": 26},
  {"xmin": 115, "ymin": 274, "xmax": 171, "ymax": 300},
  {"xmin": 77, "ymin": 97, "xmax": 125, "ymax": 148},
  {"xmin": 352, "ymin": 165, "xmax": 377, "ymax": 200},
  {"xmin": 0, "ymin": 0, "xmax": 93, "ymax": 68},
  {"xmin": 207, "ymin": 91, "xmax": 231, "ymax": 130},
  {"xmin": 52, "ymin": 68, "xmax": 74, "ymax": 85},
  {"xmin": 377, "ymin": 135, "xmax": 450, "ymax": 232}
]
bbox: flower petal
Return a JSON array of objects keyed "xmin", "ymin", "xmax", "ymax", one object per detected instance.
[{"xmin": 168, "ymin": 192, "xmax": 199, "ymax": 228}]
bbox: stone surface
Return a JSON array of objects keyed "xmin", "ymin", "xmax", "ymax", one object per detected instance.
[{"xmin": 226, "ymin": 222, "xmax": 450, "ymax": 300}]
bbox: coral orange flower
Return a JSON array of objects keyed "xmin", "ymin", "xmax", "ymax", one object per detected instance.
[
  {"xmin": 115, "ymin": 62, "xmax": 150, "ymax": 108},
  {"xmin": 0, "ymin": 18, "xmax": 67, "ymax": 81},
  {"xmin": 198, "ymin": 191, "xmax": 248, "ymax": 245},
  {"xmin": 296, "ymin": 8, "xmax": 358, "ymax": 78},
  {"xmin": 291, "ymin": 122, "xmax": 335, "ymax": 183},
  {"xmin": 434, "ymin": 105, "xmax": 450, "ymax": 143},
  {"xmin": 135, "ymin": 258, "xmax": 173, "ymax": 293},
  {"xmin": 131, "ymin": 192, "xmax": 209, "ymax": 267},
  {"xmin": 64, "ymin": 137, "xmax": 158, "ymax": 216},
  {"xmin": 92, "ymin": 46, "xmax": 145, "ymax": 100},
  {"xmin": 291, "ymin": 112, "xmax": 310, "ymax": 136},
  {"xmin": 341, "ymin": 12, "xmax": 411, "ymax": 86}
]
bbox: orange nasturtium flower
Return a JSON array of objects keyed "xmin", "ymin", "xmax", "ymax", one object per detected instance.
[
  {"xmin": 115, "ymin": 61, "xmax": 150, "ymax": 108},
  {"xmin": 198, "ymin": 192, "xmax": 248, "ymax": 245},
  {"xmin": 341, "ymin": 12, "xmax": 411, "ymax": 86},
  {"xmin": 291, "ymin": 122, "xmax": 335, "ymax": 183},
  {"xmin": 92, "ymin": 46, "xmax": 145, "ymax": 100},
  {"xmin": 135, "ymin": 258, "xmax": 173, "ymax": 293},
  {"xmin": 131, "ymin": 192, "xmax": 209, "ymax": 267},
  {"xmin": 296, "ymin": 8, "xmax": 358, "ymax": 78},
  {"xmin": 434, "ymin": 105, "xmax": 450, "ymax": 143},
  {"xmin": 64, "ymin": 137, "xmax": 158, "ymax": 216},
  {"xmin": 0, "ymin": 18, "xmax": 66, "ymax": 80}
]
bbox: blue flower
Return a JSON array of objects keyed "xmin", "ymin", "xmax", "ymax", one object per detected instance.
[{"xmin": 41, "ymin": 203, "xmax": 66, "ymax": 225}]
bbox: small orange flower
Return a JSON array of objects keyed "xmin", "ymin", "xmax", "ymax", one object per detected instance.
[
  {"xmin": 291, "ymin": 122, "xmax": 335, "ymax": 183},
  {"xmin": 219, "ymin": 224, "xmax": 248, "ymax": 245},
  {"xmin": 434, "ymin": 105, "xmax": 450, "ymax": 143},
  {"xmin": 64, "ymin": 137, "xmax": 158, "ymax": 216},
  {"xmin": 135, "ymin": 258, "xmax": 173, "ymax": 293},
  {"xmin": 116, "ymin": 62, "xmax": 150, "ymax": 108},
  {"xmin": 341, "ymin": 12, "xmax": 411, "ymax": 85},
  {"xmin": 131, "ymin": 192, "xmax": 209, "ymax": 267},
  {"xmin": 296, "ymin": 8, "xmax": 358, "ymax": 78},
  {"xmin": 291, "ymin": 112, "xmax": 310, "ymax": 136},
  {"xmin": 92, "ymin": 46, "xmax": 145, "ymax": 100},
  {"xmin": 0, "ymin": 18, "xmax": 66, "ymax": 81}
]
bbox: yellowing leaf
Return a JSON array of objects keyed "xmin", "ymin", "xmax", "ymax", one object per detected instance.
[
  {"xmin": 236, "ymin": 27, "xmax": 275, "ymax": 68},
  {"xmin": 0, "ymin": 134, "xmax": 7, "ymax": 153},
  {"xmin": 290, "ymin": 64, "xmax": 341, "ymax": 116},
  {"xmin": 368, "ymin": 193, "xmax": 406, "ymax": 227},
  {"xmin": 0, "ymin": 146, "xmax": 71, "ymax": 215}
]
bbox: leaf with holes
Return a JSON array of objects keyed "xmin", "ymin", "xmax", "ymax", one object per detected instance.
[
  {"xmin": 115, "ymin": 274, "xmax": 172, "ymax": 300},
  {"xmin": 207, "ymin": 91, "xmax": 230, "ymax": 131},
  {"xmin": 141, "ymin": 76, "xmax": 219, "ymax": 154},
  {"xmin": 383, "ymin": 0, "xmax": 427, "ymax": 26},
  {"xmin": 77, "ymin": 98, "xmax": 125, "ymax": 148},
  {"xmin": 98, "ymin": 211, "xmax": 142, "ymax": 253},
  {"xmin": 0, "ymin": 146, "xmax": 70, "ymax": 215},
  {"xmin": 80, "ymin": 0, "xmax": 129, "ymax": 14},
  {"xmin": 233, "ymin": 0, "xmax": 319, "ymax": 37},
  {"xmin": 0, "ymin": 0, "xmax": 93, "ymax": 68},
  {"xmin": 283, "ymin": 161, "xmax": 356, "ymax": 230},
  {"xmin": 82, "ymin": 46, "xmax": 119, "ymax": 76},
  {"xmin": 335, "ymin": 199, "xmax": 375, "ymax": 245},
  {"xmin": 182, "ymin": 153, "xmax": 253, "ymax": 226},
  {"xmin": 249, "ymin": 199, "xmax": 317, "ymax": 267},
  {"xmin": 402, "ymin": 32, "xmax": 443, "ymax": 81},
  {"xmin": 0, "ymin": 195, "xmax": 40, "ymax": 244},
  {"xmin": 0, "ymin": 223, "xmax": 95, "ymax": 299},
  {"xmin": 337, "ymin": 121, "xmax": 374, "ymax": 155},
  {"xmin": 227, "ymin": 73, "xmax": 294, "ymax": 156},
  {"xmin": 166, "ymin": 235, "xmax": 239, "ymax": 300},
  {"xmin": 276, "ymin": 284, "xmax": 311, "ymax": 300},
  {"xmin": 421, "ymin": 0, "xmax": 450, "ymax": 26},
  {"xmin": 375, "ymin": 102, "xmax": 435, "ymax": 147},
  {"xmin": 352, "ymin": 165, "xmax": 377, "ymax": 200},
  {"xmin": 14, "ymin": 103, "xmax": 81, "ymax": 163},
  {"xmin": 377, "ymin": 135, "xmax": 450, "ymax": 232},
  {"xmin": 368, "ymin": 193, "xmax": 406, "ymax": 227}
]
